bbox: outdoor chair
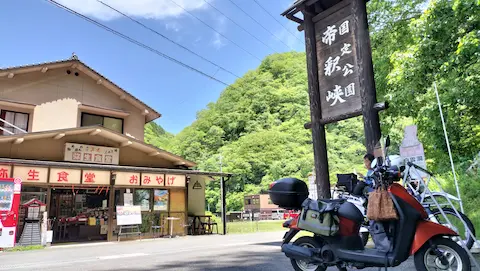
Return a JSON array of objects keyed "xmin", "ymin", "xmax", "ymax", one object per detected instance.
[
  {"xmin": 151, "ymin": 217, "xmax": 165, "ymax": 238},
  {"xmin": 209, "ymin": 221, "xmax": 219, "ymax": 234},
  {"xmin": 201, "ymin": 220, "xmax": 219, "ymax": 234},
  {"xmin": 181, "ymin": 218, "xmax": 193, "ymax": 235}
]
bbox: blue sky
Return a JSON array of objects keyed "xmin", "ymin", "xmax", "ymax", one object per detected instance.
[{"xmin": 0, "ymin": 0, "xmax": 305, "ymax": 134}]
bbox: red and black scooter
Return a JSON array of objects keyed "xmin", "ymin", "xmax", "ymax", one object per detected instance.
[{"xmin": 269, "ymin": 137, "xmax": 471, "ymax": 271}]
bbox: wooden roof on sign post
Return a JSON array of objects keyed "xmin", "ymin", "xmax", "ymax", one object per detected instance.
[{"xmin": 282, "ymin": 0, "xmax": 369, "ymax": 24}]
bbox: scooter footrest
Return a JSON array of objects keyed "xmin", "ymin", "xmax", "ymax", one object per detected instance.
[{"xmin": 336, "ymin": 248, "xmax": 393, "ymax": 266}]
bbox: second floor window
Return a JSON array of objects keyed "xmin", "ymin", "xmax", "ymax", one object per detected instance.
[
  {"xmin": 81, "ymin": 113, "xmax": 123, "ymax": 134},
  {"xmin": 0, "ymin": 110, "xmax": 29, "ymax": 135}
]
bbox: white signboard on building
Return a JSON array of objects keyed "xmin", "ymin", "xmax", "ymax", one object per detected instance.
[
  {"xmin": 116, "ymin": 205, "xmax": 142, "ymax": 226},
  {"xmin": 64, "ymin": 143, "xmax": 119, "ymax": 165},
  {"xmin": 308, "ymin": 175, "xmax": 318, "ymax": 200},
  {"xmin": 400, "ymin": 125, "xmax": 427, "ymax": 178}
]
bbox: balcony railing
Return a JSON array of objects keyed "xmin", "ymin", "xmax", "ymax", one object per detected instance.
[{"xmin": 0, "ymin": 118, "xmax": 27, "ymax": 135}]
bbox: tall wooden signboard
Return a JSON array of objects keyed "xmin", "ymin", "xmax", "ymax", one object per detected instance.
[{"xmin": 282, "ymin": 0, "xmax": 386, "ymax": 198}]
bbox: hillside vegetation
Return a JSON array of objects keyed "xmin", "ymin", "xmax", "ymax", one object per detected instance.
[{"xmin": 146, "ymin": 0, "xmax": 480, "ymax": 220}]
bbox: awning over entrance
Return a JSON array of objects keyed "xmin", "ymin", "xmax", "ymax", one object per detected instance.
[{"xmin": 0, "ymin": 125, "xmax": 197, "ymax": 168}]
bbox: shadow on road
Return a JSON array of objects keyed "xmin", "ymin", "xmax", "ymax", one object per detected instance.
[
  {"xmin": 95, "ymin": 249, "xmax": 286, "ymax": 271},
  {"xmin": 250, "ymin": 241, "xmax": 282, "ymax": 247}
]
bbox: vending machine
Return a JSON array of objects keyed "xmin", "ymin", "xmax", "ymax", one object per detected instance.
[{"xmin": 0, "ymin": 178, "xmax": 22, "ymax": 248}]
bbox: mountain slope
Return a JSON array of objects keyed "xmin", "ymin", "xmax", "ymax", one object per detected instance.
[{"xmin": 144, "ymin": 122, "xmax": 174, "ymax": 151}]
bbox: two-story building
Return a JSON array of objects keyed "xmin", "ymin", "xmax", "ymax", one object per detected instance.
[
  {"xmin": 243, "ymin": 194, "xmax": 284, "ymax": 220},
  {"xmin": 0, "ymin": 55, "xmax": 230, "ymax": 244}
]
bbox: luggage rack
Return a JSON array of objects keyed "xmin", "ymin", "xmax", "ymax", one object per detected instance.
[{"xmin": 403, "ymin": 161, "xmax": 480, "ymax": 270}]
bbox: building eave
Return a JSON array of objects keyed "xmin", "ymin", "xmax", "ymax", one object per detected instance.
[
  {"xmin": 0, "ymin": 126, "xmax": 197, "ymax": 168},
  {"xmin": 0, "ymin": 158, "xmax": 233, "ymax": 177}
]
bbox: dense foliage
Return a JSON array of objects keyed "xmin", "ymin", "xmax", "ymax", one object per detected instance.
[
  {"xmin": 146, "ymin": 0, "xmax": 480, "ymax": 214},
  {"xmin": 144, "ymin": 122, "xmax": 174, "ymax": 150}
]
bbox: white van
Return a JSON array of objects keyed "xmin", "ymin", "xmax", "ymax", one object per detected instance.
[{"xmin": 271, "ymin": 209, "xmax": 285, "ymax": 220}]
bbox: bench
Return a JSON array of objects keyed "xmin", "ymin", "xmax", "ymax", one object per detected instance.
[{"xmin": 117, "ymin": 225, "xmax": 142, "ymax": 241}]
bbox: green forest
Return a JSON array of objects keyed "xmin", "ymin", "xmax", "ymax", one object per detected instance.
[{"xmin": 145, "ymin": 0, "xmax": 480, "ymax": 222}]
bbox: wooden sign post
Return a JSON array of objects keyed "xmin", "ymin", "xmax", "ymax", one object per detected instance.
[{"xmin": 282, "ymin": 0, "xmax": 386, "ymax": 198}]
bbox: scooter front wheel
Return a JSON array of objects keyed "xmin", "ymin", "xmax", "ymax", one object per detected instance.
[
  {"xmin": 290, "ymin": 237, "xmax": 327, "ymax": 271},
  {"xmin": 414, "ymin": 237, "xmax": 471, "ymax": 271}
]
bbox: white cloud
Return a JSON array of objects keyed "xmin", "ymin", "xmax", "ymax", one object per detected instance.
[
  {"xmin": 193, "ymin": 36, "xmax": 202, "ymax": 46},
  {"xmin": 55, "ymin": 0, "xmax": 210, "ymax": 21},
  {"xmin": 165, "ymin": 21, "xmax": 182, "ymax": 32},
  {"xmin": 212, "ymin": 32, "xmax": 226, "ymax": 49},
  {"xmin": 210, "ymin": 16, "xmax": 226, "ymax": 49}
]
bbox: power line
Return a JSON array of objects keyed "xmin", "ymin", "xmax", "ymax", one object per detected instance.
[
  {"xmin": 95, "ymin": 0, "xmax": 241, "ymax": 79},
  {"xmin": 46, "ymin": 0, "xmax": 233, "ymax": 87},
  {"xmin": 252, "ymin": 0, "xmax": 304, "ymax": 45},
  {"xmin": 46, "ymin": 0, "xmax": 272, "ymax": 110},
  {"xmin": 202, "ymin": 0, "xmax": 278, "ymax": 54},
  {"xmin": 227, "ymin": 0, "xmax": 297, "ymax": 51},
  {"xmin": 168, "ymin": 0, "xmax": 263, "ymax": 62}
]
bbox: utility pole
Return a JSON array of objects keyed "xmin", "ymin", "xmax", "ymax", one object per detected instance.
[
  {"xmin": 219, "ymin": 154, "xmax": 223, "ymax": 173},
  {"xmin": 218, "ymin": 153, "xmax": 227, "ymax": 235}
]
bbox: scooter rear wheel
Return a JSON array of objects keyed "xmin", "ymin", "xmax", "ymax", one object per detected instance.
[
  {"xmin": 290, "ymin": 237, "xmax": 327, "ymax": 271},
  {"xmin": 414, "ymin": 237, "xmax": 471, "ymax": 271}
]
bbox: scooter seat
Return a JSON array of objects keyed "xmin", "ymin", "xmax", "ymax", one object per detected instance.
[
  {"xmin": 319, "ymin": 199, "xmax": 345, "ymax": 204},
  {"xmin": 338, "ymin": 201, "xmax": 364, "ymax": 223}
]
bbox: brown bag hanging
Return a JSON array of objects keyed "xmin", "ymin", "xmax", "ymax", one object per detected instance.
[{"xmin": 367, "ymin": 185, "xmax": 398, "ymax": 221}]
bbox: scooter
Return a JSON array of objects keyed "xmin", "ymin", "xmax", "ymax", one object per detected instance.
[
  {"xmin": 333, "ymin": 160, "xmax": 477, "ymax": 250},
  {"xmin": 269, "ymin": 137, "xmax": 471, "ymax": 270}
]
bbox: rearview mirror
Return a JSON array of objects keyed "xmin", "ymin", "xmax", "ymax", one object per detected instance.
[
  {"xmin": 376, "ymin": 156, "xmax": 384, "ymax": 167},
  {"xmin": 385, "ymin": 135, "xmax": 391, "ymax": 148}
]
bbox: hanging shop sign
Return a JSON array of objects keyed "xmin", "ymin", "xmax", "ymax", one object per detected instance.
[
  {"xmin": 64, "ymin": 143, "xmax": 119, "ymax": 165},
  {"xmin": 81, "ymin": 170, "xmax": 111, "ymax": 185},
  {"xmin": 316, "ymin": 6, "xmax": 362, "ymax": 121},
  {"xmin": 13, "ymin": 166, "xmax": 48, "ymax": 183},
  {"xmin": 49, "ymin": 168, "xmax": 81, "ymax": 184},
  {"xmin": 0, "ymin": 165, "xmax": 11, "ymax": 179},
  {"xmin": 165, "ymin": 174, "xmax": 186, "ymax": 187},
  {"xmin": 113, "ymin": 172, "xmax": 140, "ymax": 186},
  {"xmin": 141, "ymin": 173, "xmax": 165, "ymax": 186}
]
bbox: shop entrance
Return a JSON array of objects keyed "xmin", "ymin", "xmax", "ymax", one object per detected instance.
[{"xmin": 49, "ymin": 187, "xmax": 111, "ymax": 243}]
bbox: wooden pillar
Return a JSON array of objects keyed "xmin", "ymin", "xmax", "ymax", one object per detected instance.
[
  {"xmin": 220, "ymin": 177, "xmax": 227, "ymax": 235},
  {"xmin": 302, "ymin": 11, "xmax": 331, "ymax": 199},
  {"xmin": 353, "ymin": 0, "xmax": 381, "ymax": 154},
  {"xmin": 107, "ymin": 185, "xmax": 115, "ymax": 242}
]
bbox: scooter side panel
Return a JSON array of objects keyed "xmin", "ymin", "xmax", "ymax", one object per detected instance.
[
  {"xmin": 389, "ymin": 183, "xmax": 428, "ymax": 219},
  {"xmin": 410, "ymin": 220, "xmax": 458, "ymax": 255}
]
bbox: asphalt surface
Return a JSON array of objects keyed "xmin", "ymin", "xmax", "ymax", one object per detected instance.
[{"xmin": 0, "ymin": 231, "xmax": 461, "ymax": 271}]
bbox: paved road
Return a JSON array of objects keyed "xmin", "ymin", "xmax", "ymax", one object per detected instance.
[{"xmin": 0, "ymin": 231, "xmax": 441, "ymax": 271}]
